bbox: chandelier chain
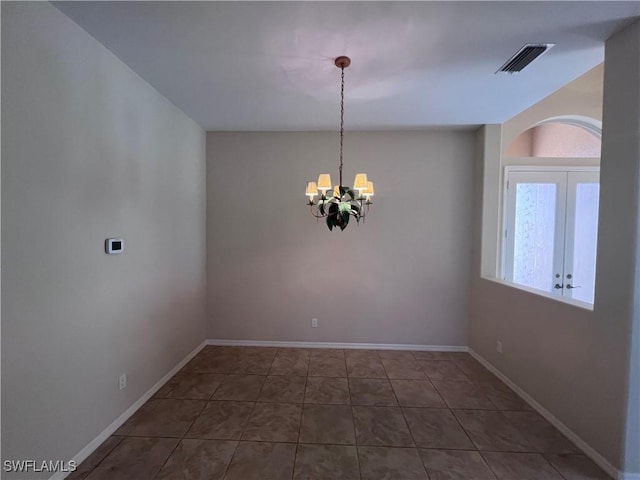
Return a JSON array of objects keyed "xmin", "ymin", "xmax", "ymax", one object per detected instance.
[{"xmin": 339, "ymin": 65, "xmax": 345, "ymax": 187}]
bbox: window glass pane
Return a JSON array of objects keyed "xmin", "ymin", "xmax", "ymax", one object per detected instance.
[
  {"xmin": 513, "ymin": 184, "xmax": 557, "ymax": 291},
  {"xmin": 571, "ymin": 183, "xmax": 599, "ymax": 303}
]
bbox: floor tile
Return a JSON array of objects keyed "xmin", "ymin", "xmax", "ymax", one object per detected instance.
[
  {"xmin": 353, "ymin": 406, "xmax": 414, "ymax": 447},
  {"xmin": 305, "ymin": 376, "xmax": 350, "ymax": 404},
  {"xmin": 346, "ymin": 356, "xmax": 387, "ymax": 378},
  {"xmin": 114, "ymin": 399, "xmax": 205, "ymax": 438},
  {"xmin": 480, "ymin": 383, "xmax": 532, "ymax": 411},
  {"xmin": 382, "ymin": 358, "xmax": 426, "ymax": 379},
  {"xmin": 358, "ymin": 446, "xmax": 428, "ymax": 480},
  {"xmin": 391, "ymin": 379, "xmax": 447, "ymax": 407},
  {"xmin": 310, "ymin": 348, "xmax": 345, "ymax": 358},
  {"xmin": 83, "ymin": 346, "xmax": 602, "ymax": 480},
  {"xmin": 299, "ymin": 404, "xmax": 355, "ymax": 445},
  {"xmin": 453, "ymin": 359, "xmax": 498, "ymax": 383},
  {"xmin": 349, "ymin": 378, "xmax": 398, "ymax": 406},
  {"xmin": 211, "ymin": 375, "xmax": 265, "ymax": 401},
  {"xmin": 186, "ymin": 401, "xmax": 254, "ymax": 440},
  {"xmin": 503, "ymin": 411, "xmax": 579, "ymax": 453},
  {"xmin": 453, "ymin": 410, "xmax": 533, "ymax": 452},
  {"xmin": 258, "ymin": 375, "xmax": 306, "ymax": 403},
  {"xmin": 472, "ymin": 372, "xmax": 513, "ymax": 391},
  {"xmin": 418, "ymin": 360, "xmax": 470, "ymax": 381},
  {"xmin": 233, "ymin": 355, "xmax": 274, "ymax": 375},
  {"xmin": 242, "ymin": 402, "xmax": 302, "ymax": 442},
  {"xmin": 276, "ymin": 348, "xmax": 312, "ymax": 359},
  {"xmin": 155, "ymin": 373, "xmax": 224, "ymax": 400},
  {"xmin": 403, "ymin": 407, "xmax": 474, "ymax": 449},
  {"xmin": 269, "ymin": 355, "xmax": 309, "ymax": 376},
  {"xmin": 344, "ymin": 349, "xmax": 380, "ymax": 360},
  {"xmin": 241, "ymin": 346, "xmax": 277, "ymax": 356},
  {"xmin": 67, "ymin": 436, "xmax": 123, "ymax": 480},
  {"xmin": 481, "ymin": 451, "xmax": 564, "ymax": 479},
  {"xmin": 308, "ymin": 357, "xmax": 347, "ymax": 377},
  {"xmin": 293, "ymin": 444, "xmax": 359, "ymax": 480},
  {"xmin": 377, "ymin": 350, "xmax": 416, "ymax": 361},
  {"xmin": 183, "ymin": 351, "xmax": 236, "ymax": 374},
  {"xmin": 155, "ymin": 439, "xmax": 236, "ymax": 480},
  {"xmin": 419, "ymin": 449, "xmax": 496, "ymax": 480},
  {"xmin": 544, "ymin": 454, "xmax": 612, "ymax": 479},
  {"xmin": 85, "ymin": 437, "xmax": 178, "ymax": 480},
  {"xmin": 432, "ymin": 380, "xmax": 497, "ymax": 409},
  {"xmin": 225, "ymin": 441, "xmax": 296, "ymax": 480}
]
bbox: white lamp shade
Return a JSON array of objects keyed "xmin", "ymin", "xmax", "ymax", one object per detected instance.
[
  {"xmin": 317, "ymin": 174, "xmax": 332, "ymax": 192},
  {"xmin": 353, "ymin": 173, "xmax": 368, "ymax": 191},
  {"xmin": 306, "ymin": 181, "xmax": 318, "ymax": 198},
  {"xmin": 363, "ymin": 181, "xmax": 374, "ymax": 197}
]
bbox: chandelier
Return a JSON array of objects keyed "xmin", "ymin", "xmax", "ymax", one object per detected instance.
[{"xmin": 305, "ymin": 56, "xmax": 374, "ymax": 231}]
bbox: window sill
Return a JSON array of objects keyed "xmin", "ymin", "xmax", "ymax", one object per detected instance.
[{"xmin": 479, "ymin": 276, "xmax": 595, "ymax": 311}]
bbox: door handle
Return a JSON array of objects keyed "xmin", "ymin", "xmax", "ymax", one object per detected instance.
[
  {"xmin": 566, "ymin": 284, "xmax": 581, "ymax": 289},
  {"xmin": 554, "ymin": 284, "xmax": 564, "ymax": 289}
]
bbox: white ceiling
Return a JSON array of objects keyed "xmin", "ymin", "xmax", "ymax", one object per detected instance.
[{"xmin": 54, "ymin": 1, "xmax": 639, "ymax": 131}]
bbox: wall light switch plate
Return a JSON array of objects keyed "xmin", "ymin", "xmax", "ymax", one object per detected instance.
[
  {"xmin": 119, "ymin": 373, "xmax": 127, "ymax": 390},
  {"xmin": 496, "ymin": 341, "xmax": 503, "ymax": 354},
  {"xmin": 311, "ymin": 318, "xmax": 318, "ymax": 328}
]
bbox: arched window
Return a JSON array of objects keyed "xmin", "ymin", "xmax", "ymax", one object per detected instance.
[{"xmin": 505, "ymin": 122, "xmax": 600, "ymax": 158}]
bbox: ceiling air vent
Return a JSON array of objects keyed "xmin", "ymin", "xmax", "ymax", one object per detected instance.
[{"xmin": 496, "ymin": 44, "xmax": 554, "ymax": 74}]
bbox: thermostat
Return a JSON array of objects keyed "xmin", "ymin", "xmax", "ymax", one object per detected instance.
[{"xmin": 105, "ymin": 238, "xmax": 125, "ymax": 255}]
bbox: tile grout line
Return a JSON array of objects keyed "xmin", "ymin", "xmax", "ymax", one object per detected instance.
[
  {"xmin": 345, "ymin": 364, "xmax": 364, "ymax": 480},
  {"xmin": 72, "ymin": 436, "xmax": 124, "ymax": 480},
  {"xmin": 151, "ymin": 398, "xmax": 209, "ymax": 480},
  {"xmin": 291, "ymin": 371, "xmax": 309, "ymax": 480}
]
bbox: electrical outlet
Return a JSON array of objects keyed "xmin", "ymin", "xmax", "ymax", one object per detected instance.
[
  {"xmin": 119, "ymin": 373, "xmax": 127, "ymax": 390},
  {"xmin": 311, "ymin": 318, "xmax": 318, "ymax": 328},
  {"xmin": 496, "ymin": 341, "xmax": 503, "ymax": 354}
]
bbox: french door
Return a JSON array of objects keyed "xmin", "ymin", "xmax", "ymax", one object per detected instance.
[{"xmin": 503, "ymin": 169, "xmax": 599, "ymax": 304}]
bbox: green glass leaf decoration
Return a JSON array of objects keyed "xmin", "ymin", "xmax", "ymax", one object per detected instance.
[
  {"xmin": 326, "ymin": 215, "xmax": 334, "ymax": 231},
  {"xmin": 340, "ymin": 211, "xmax": 350, "ymax": 230},
  {"xmin": 338, "ymin": 201, "xmax": 352, "ymax": 213}
]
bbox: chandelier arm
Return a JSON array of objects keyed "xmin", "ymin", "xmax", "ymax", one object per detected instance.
[
  {"xmin": 356, "ymin": 199, "xmax": 370, "ymax": 220},
  {"xmin": 309, "ymin": 203, "xmax": 327, "ymax": 219}
]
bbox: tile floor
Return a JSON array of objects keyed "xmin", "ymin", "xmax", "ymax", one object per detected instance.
[{"xmin": 70, "ymin": 346, "xmax": 612, "ymax": 480}]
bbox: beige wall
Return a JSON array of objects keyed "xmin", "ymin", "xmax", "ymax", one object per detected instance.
[
  {"xmin": 469, "ymin": 23, "xmax": 639, "ymax": 475},
  {"xmin": 1, "ymin": 3, "xmax": 206, "ymax": 477},
  {"xmin": 206, "ymin": 131, "xmax": 474, "ymax": 345},
  {"xmin": 600, "ymin": 20, "xmax": 640, "ymax": 476}
]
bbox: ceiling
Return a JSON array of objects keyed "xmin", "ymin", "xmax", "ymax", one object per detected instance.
[{"xmin": 54, "ymin": 1, "xmax": 639, "ymax": 131}]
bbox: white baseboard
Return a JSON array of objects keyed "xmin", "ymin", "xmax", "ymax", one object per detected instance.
[
  {"xmin": 50, "ymin": 340, "xmax": 207, "ymax": 480},
  {"xmin": 206, "ymin": 339, "xmax": 468, "ymax": 352},
  {"xmin": 468, "ymin": 348, "xmax": 628, "ymax": 480}
]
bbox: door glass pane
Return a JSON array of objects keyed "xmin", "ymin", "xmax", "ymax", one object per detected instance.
[
  {"xmin": 513, "ymin": 184, "xmax": 557, "ymax": 291},
  {"xmin": 571, "ymin": 183, "xmax": 599, "ymax": 303}
]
